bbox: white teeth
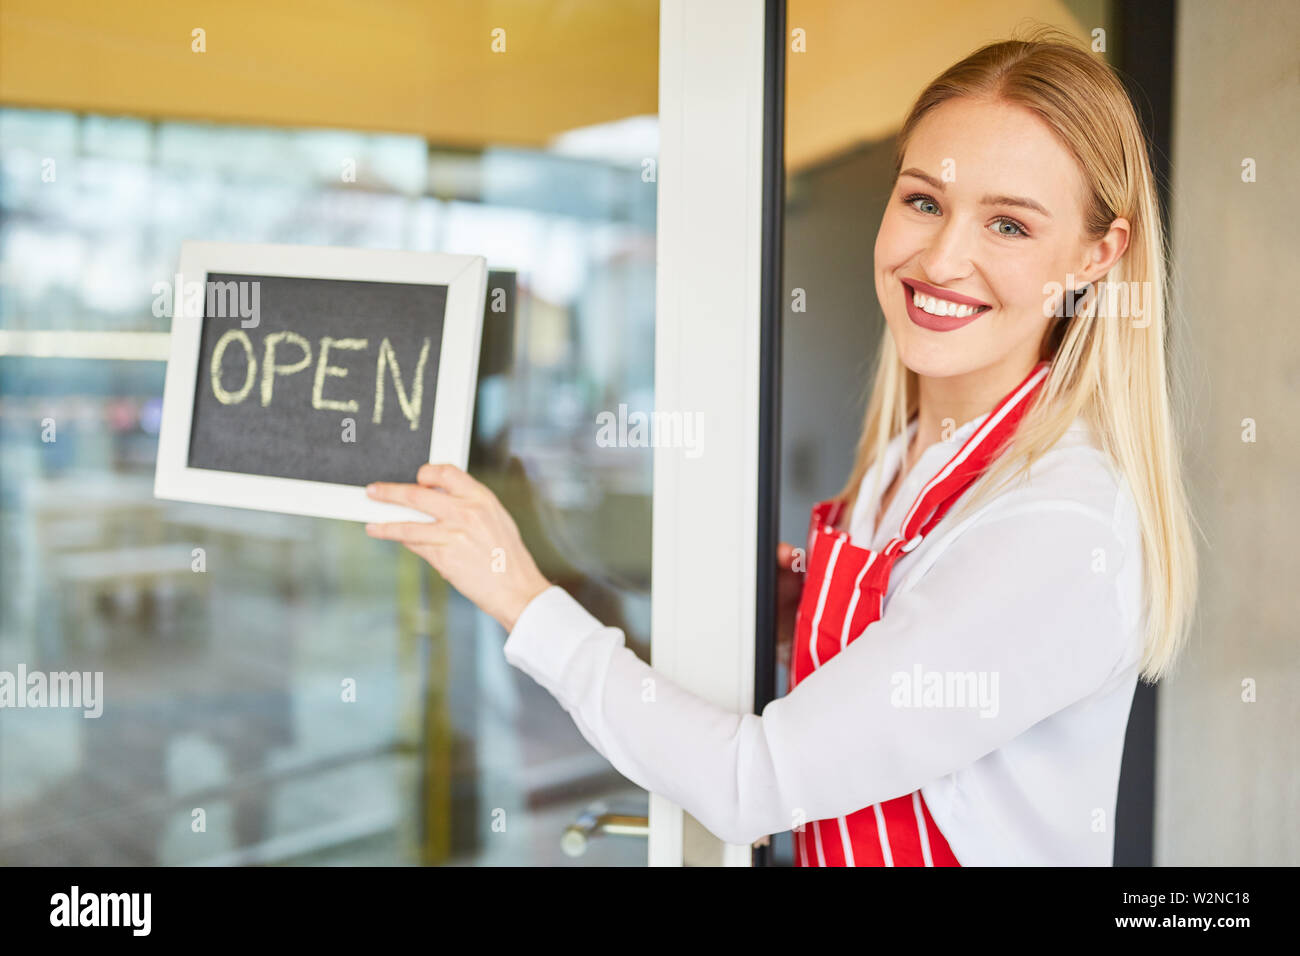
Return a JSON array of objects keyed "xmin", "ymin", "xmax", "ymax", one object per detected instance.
[{"xmin": 912, "ymin": 288, "xmax": 984, "ymax": 318}]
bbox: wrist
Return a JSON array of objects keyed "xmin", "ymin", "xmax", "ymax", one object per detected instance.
[{"xmin": 500, "ymin": 573, "xmax": 552, "ymax": 633}]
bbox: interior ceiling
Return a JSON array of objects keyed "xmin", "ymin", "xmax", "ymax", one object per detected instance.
[
  {"xmin": 0, "ymin": 0, "xmax": 660, "ymax": 150},
  {"xmin": 1, "ymin": 0, "xmax": 1100, "ymax": 171},
  {"xmin": 784, "ymin": 0, "xmax": 1104, "ymax": 172}
]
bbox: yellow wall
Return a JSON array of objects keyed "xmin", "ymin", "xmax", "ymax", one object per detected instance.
[{"xmin": 0, "ymin": 0, "xmax": 659, "ymax": 146}]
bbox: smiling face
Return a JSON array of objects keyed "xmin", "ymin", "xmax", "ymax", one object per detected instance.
[{"xmin": 874, "ymin": 96, "xmax": 1104, "ymax": 380}]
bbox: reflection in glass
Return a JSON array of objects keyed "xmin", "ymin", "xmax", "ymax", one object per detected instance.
[{"xmin": 0, "ymin": 100, "xmax": 656, "ymax": 864}]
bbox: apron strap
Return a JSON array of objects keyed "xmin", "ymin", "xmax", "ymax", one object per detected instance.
[{"xmin": 887, "ymin": 361, "xmax": 1050, "ymax": 556}]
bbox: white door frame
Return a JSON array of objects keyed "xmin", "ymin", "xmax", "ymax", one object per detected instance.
[{"xmin": 650, "ymin": 0, "xmax": 783, "ymax": 867}]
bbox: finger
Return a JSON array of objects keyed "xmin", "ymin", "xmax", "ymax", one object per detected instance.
[
  {"xmin": 365, "ymin": 520, "xmax": 457, "ymax": 545},
  {"xmin": 415, "ymin": 463, "xmax": 486, "ymax": 499},
  {"xmin": 365, "ymin": 481, "xmax": 456, "ymax": 519},
  {"xmin": 776, "ymin": 541, "xmax": 794, "ymax": 567}
]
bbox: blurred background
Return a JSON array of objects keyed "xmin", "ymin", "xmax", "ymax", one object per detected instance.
[
  {"xmin": 0, "ymin": 0, "xmax": 658, "ymax": 865},
  {"xmin": 1, "ymin": 0, "xmax": 1294, "ymax": 867}
]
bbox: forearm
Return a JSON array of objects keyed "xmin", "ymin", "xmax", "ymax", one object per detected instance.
[{"xmin": 503, "ymin": 586, "xmax": 787, "ymax": 845}]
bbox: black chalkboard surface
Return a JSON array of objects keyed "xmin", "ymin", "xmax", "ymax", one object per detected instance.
[{"xmin": 186, "ymin": 273, "xmax": 446, "ymax": 486}]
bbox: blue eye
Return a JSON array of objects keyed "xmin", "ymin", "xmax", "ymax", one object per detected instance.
[
  {"xmin": 904, "ymin": 194, "xmax": 941, "ymax": 216},
  {"xmin": 901, "ymin": 192, "xmax": 1031, "ymax": 237},
  {"xmin": 990, "ymin": 217, "xmax": 1028, "ymax": 237}
]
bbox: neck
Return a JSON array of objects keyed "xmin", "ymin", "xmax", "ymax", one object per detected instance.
[{"xmin": 907, "ymin": 352, "xmax": 1039, "ymax": 470}]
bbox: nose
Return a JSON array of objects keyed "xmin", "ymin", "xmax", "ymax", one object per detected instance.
[{"xmin": 917, "ymin": 214, "xmax": 977, "ymax": 285}]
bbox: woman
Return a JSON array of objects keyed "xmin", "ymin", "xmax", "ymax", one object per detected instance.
[{"xmin": 364, "ymin": 32, "xmax": 1198, "ymax": 866}]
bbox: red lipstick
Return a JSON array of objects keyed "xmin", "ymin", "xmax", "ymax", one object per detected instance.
[{"xmin": 900, "ymin": 278, "xmax": 992, "ymax": 332}]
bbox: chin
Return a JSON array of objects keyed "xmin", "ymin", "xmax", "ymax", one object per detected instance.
[{"xmin": 887, "ymin": 318, "xmax": 979, "ymax": 380}]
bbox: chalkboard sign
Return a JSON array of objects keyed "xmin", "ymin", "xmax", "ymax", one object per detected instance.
[{"xmin": 155, "ymin": 242, "xmax": 487, "ymax": 523}]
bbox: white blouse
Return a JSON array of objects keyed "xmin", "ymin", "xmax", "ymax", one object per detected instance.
[{"xmin": 503, "ymin": 411, "xmax": 1146, "ymax": 865}]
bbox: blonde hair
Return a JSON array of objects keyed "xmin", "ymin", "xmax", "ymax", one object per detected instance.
[{"xmin": 838, "ymin": 28, "xmax": 1198, "ymax": 682}]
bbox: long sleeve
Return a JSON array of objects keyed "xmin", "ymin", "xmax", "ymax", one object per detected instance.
[{"xmin": 502, "ymin": 498, "xmax": 1134, "ymax": 847}]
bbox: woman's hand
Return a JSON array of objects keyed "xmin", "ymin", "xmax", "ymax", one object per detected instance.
[
  {"xmin": 364, "ymin": 463, "xmax": 552, "ymax": 633},
  {"xmin": 776, "ymin": 541, "xmax": 803, "ymax": 670}
]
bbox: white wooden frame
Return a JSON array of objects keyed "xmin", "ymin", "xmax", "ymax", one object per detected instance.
[
  {"xmin": 650, "ymin": 0, "xmax": 767, "ymax": 866},
  {"xmin": 154, "ymin": 240, "xmax": 487, "ymax": 523}
]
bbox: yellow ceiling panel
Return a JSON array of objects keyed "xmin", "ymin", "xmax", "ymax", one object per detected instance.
[
  {"xmin": 785, "ymin": 0, "xmax": 1108, "ymax": 172},
  {"xmin": 0, "ymin": 0, "xmax": 659, "ymax": 146}
]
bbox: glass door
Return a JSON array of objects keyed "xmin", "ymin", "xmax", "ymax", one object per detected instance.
[{"xmin": 0, "ymin": 1, "xmax": 659, "ymax": 866}]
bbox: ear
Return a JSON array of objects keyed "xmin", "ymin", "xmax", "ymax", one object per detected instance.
[{"xmin": 1076, "ymin": 217, "xmax": 1131, "ymax": 285}]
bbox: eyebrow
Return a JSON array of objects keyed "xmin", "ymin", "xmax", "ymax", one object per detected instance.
[{"xmin": 899, "ymin": 167, "xmax": 1053, "ymax": 218}]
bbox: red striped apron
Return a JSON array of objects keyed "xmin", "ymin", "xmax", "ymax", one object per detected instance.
[{"xmin": 789, "ymin": 360, "xmax": 1050, "ymax": 866}]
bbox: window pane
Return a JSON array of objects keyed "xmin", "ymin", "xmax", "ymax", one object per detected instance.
[{"xmin": 0, "ymin": 4, "xmax": 657, "ymax": 866}]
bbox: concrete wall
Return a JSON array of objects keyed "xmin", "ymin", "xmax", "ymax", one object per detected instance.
[{"xmin": 1157, "ymin": 0, "xmax": 1300, "ymax": 864}]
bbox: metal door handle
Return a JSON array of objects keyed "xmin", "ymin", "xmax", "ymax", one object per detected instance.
[{"xmin": 561, "ymin": 803, "xmax": 649, "ymax": 857}]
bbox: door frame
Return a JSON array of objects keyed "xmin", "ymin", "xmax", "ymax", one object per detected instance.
[{"xmin": 649, "ymin": 0, "xmax": 784, "ymax": 867}]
